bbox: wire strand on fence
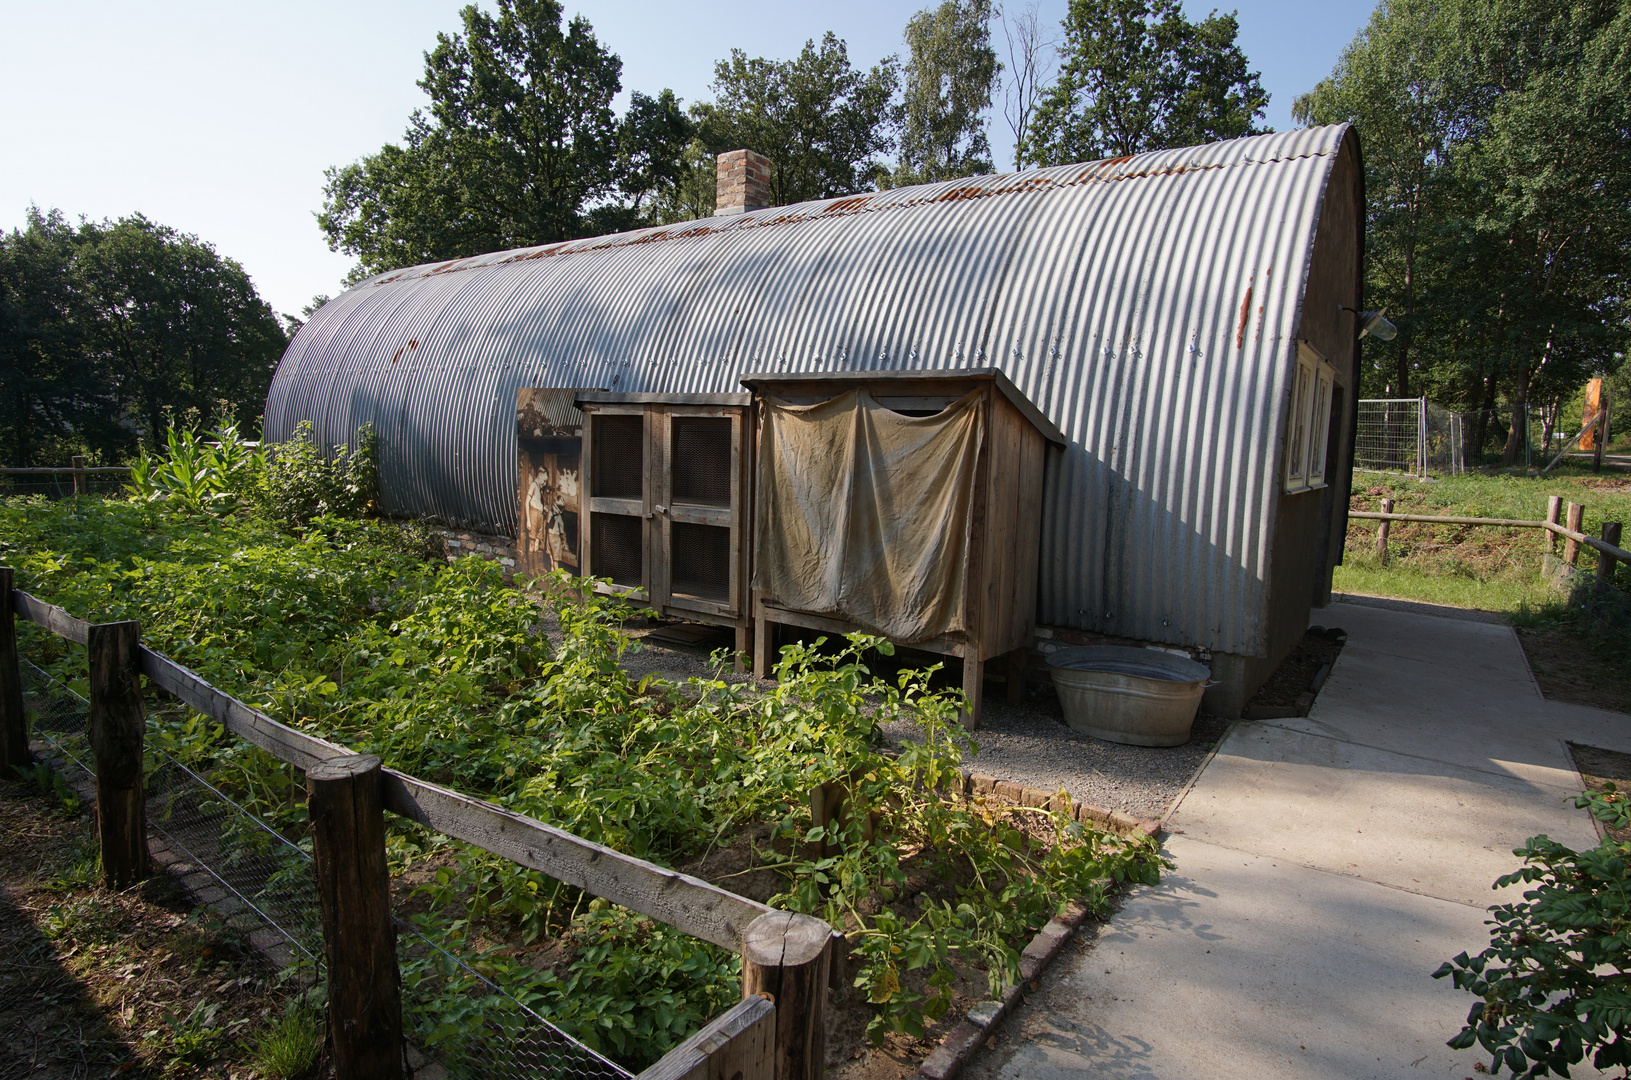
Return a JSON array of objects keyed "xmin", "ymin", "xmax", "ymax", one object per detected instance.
[{"xmin": 18, "ymin": 648, "xmax": 634, "ymax": 1080}]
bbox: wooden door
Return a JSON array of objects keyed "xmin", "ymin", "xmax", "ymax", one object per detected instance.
[
  {"xmin": 579, "ymin": 405, "xmax": 652, "ymax": 602},
  {"xmin": 652, "ymin": 405, "xmax": 747, "ymax": 620}
]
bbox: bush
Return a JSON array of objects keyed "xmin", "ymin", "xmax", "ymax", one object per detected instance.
[
  {"xmin": 1436, "ymin": 785, "xmax": 1631, "ymax": 1077},
  {"xmin": 260, "ymin": 420, "xmax": 377, "ymax": 526}
]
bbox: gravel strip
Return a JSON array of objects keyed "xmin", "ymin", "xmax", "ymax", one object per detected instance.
[
  {"xmin": 878, "ymin": 694, "xmax": 1231, "ymax": 822},
  {"xmin": 534, "ymin": 609, "xmax": 1228, "ymax": 823}
]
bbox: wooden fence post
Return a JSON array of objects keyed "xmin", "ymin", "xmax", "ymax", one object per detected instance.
[
  {"xmin": 1565, "ymin": 502, "xmax": 1585, "ymax": 565},
  {"xmin": 70, "ymin": 454, "xmax": 85, "ymax": 495},
  {"xmin": 87, "ymin": 620, "xmax": 148, "ymax": 889},
  {"xmin": 741, "ymin": 911, "xmax": 830, "ymax": 1080},
  {"xmin": 308, "ymin": 754, "xmax": 403, "ymax": 1080},
  {"xmin": 1376, "ymin": 498, "xmax": 1393, "ymax": 566},
  {"xmin": 1, "ymin": 568, "xmax": 27, "ymax": 773},
  {"xmin": 1597, "ymin": 523, "xmax": 1623, "ymax": 596},
  {"xmin": 1547, "ymin": 496, "xmax": 1563, "ymax": 555}
]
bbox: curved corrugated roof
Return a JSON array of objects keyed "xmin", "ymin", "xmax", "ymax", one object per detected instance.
[{"xmin": 267, "ymin": 124, "xmax": 1355, "ymax": 655}]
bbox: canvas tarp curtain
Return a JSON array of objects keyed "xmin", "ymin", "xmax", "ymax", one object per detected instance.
[{"xmin": 753, "ymin": 388, "xmax": 984, "ymax": 642}]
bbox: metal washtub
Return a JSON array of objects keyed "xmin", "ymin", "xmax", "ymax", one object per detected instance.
[{"xmin": 1046, "ymin": 646, "xmax": 1212, "ymax": 746}]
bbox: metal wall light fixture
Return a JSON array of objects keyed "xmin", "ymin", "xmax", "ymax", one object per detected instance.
[{"xmin": 1339, "ymin": 304, "xmax": 1398, "ymax": 341}]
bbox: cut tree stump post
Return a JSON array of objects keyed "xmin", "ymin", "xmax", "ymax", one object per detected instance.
[
  {"xmin": 308, "ymin": 754, "xmax": 403, "ymax": 1080},
  {"xmin": 1594, "ymin": 391, "xmax": 1611, "ymax": 474},
  {"xmin": 1, "ymin": 568, "xmax": 27, "ymax": 772},
  {"xmin": 1547, "ymin": 496, "xmax": 1563, "ymax": 554},
  {"xmin": 70, "ymin": 454, "xmax": 84, "ymax": 495},
  {"xmin": 87, "ymin": 620, "xmax": 147, "ymax": 890},
  {"xmin": 1565, "ymin": 502, "xmax": 1585, "ymax": 564},
  {"xmin": 1597, "ymin": 523, "xmax": 1623, "ymax": 596},
  {"xmin": 741, "ymin": 910, "xmax": 831, "ymax": 1080},
  {"xmin": 1376, "ymin": 498, "xmax": 1394, "ymax": 566}
]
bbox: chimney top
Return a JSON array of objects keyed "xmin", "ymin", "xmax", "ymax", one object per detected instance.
[{"xmin": 715, "ymin": 149, "xmax": 771, "ymax": 217}]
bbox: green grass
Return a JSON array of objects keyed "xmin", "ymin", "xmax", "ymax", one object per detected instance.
[
  {"xmin": 252, "ymin": 1006, "xmax": 323, "ymax": 1080},
  {"xmin": 1340, "ymin": 464, "xmax": 1631, "ymax": 617},
  {"xmin": 1351, "ymin": 464, "xmax": 1631, "ymax": 533},
  {"xmin": 1332, "ymin": 558, "xmax": 1558, "ymax": 616}
]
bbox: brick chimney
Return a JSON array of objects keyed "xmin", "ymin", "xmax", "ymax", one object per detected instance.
[{"xmin": 715, "ymin": 149, "xmax": 771, "ymax": 216}]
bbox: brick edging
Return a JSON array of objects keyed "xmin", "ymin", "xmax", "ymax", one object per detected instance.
[
  {"xmin": 959, "ymin": 768, "xmax": 1162, "ymax": 838},
  {"xmin": 914, "ymin": 897, "xmax": 1096, "ymax": 1080},
  {"xmin": 910, "ymin": 772, "xmax": 1161, "ymax": 1080}
]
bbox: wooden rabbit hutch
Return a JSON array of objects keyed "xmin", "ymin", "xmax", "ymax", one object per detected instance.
[
  {"xmin": 575, "ymin": 392, "xmax": 756, "ymax": 666},
  {"xmin": 742, "ymin": 369, "xmax": 1064, "ymax": 726}
]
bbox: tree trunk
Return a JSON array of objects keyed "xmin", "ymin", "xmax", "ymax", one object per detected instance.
[
  {"xmin": 1502, "ymin": 368, "xmax": 1530, "ymax": 466},
  {"xmin": 1471, "ymin": 374, "xmax": 1499, "ymax": 461}
]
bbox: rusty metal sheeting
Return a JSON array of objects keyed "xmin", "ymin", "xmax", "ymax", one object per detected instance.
[{"xmin": 266, "ymin": 125, "xmax": 1352, "ymax": 656}]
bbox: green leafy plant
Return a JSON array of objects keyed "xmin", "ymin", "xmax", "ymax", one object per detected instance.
[
  {"xmin": 260, "ymin": 420, "xmax": 377, "ymax": 526},
  {"xmin": 126, "ymin": 418, "xmax": 266, "ymax": 512},
  {"xmin": 15, "ymin": 759, "xmax": 82, "ymax": 816},
  {"xmin": 1436, "ymin": 783, "xmax": 1631, "ymax": 1077},
  {"xmin": 2, "ymin": 489, "xmax": 1161, "ymax": 1072}
]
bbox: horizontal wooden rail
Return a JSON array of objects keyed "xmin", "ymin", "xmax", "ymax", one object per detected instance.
[
  {"xmin": 635, "ymin": 991, "xmax": 774, "ymax": 1080},
  {"xmin": 0, "ymin": 466, "xmax": 133, "ymax": 475},
  {"xmin": 1349, "ymin": 511, "xmax": 1631, "ymax": 566},
  {"xmin": 379, "ymin": 771, "xmax": 771, "ymax": 951},
  {"xmin": 15, "ymin": 588, "xmax": 772, "ymax": 950},
  {"xmin": 138, "ymin": 647, "xmax": 353, "ymax": 771},
  {"xmin": 13, "ymin": 591, "xmax": 90, "ymax": 645}
]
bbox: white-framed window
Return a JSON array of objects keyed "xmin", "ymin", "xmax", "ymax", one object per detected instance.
[{"xmin": 1286, "ymin": 342, "xmax": 1337, "ymax": 493}]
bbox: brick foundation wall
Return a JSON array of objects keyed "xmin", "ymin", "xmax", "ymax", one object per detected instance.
[{"xmin": 435, "ymin": 527, "xmax": 518, "ymax": 580}]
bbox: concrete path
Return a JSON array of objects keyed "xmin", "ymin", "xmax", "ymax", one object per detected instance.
[{"xmin": 965, "ymin": 599, "xmax": 1631, "ymax": 1080}]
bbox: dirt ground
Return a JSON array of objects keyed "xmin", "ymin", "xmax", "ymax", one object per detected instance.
[
  {"xmin": 0, "ymin": 773, "xmax": 311, "ymax": 1080},
  {"xmin": 1568, "ymin": 743, "xmax": 1631, "ymax": 843},
  {"xmin": 1244, "ymin": 627, "xmax": 1346, "ymax": 710},
  {"xmin": 1518, "ymin": 627, "xmax": 1631, "ymax": 714}
]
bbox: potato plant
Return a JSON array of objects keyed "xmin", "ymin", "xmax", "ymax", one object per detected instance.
[{"xmin": 1, "ymin": 426, "xmax": 1160, "ymax": 1069}]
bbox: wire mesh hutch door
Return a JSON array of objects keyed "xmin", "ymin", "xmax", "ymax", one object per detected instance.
[{"xmin": 576, "ymin": 392, "xmax": 754, "ymax": 668}]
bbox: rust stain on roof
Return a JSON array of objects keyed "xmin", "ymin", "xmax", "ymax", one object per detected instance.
[
  {"xmin": 823, "ymin": 195, "xmax": 875, "ymax": 214},
  {"xmin": 1236, "ymin": 278, "xmax": 1254, "ymax": 349},
  {"xmin": 366, "ymin": 145, "xmax": 1334, "ymax": 289}
]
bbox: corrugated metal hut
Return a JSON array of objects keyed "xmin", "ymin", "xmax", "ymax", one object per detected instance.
[{"xmin": 266, "ymin": 123, "xmax": 1364, "ymax": 716}]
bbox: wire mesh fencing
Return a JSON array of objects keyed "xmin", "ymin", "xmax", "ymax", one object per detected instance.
[
  {"xmin": 1356, "ymin": 400, "xmax": 1551, "ymax": 476},
  {"xmin": 18, "ymin": 646, "xmax": 633, "ymax": 1080},
  {"xmin": 1355, "ymin": 398, "xmax": 1429, "ymax": 476},
  {"xmin": 0, "ymin": 473, "xmax": 131, "ymax": 499}
]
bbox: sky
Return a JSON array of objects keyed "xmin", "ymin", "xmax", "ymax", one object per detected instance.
[{"xmin": 1, "ymin": 0, "xmax": 1375, "ymax": 321}]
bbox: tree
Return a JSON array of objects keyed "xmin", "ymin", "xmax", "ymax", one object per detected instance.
[
  {"xmin": 603, "ymin": 90, "xmax": 697, "ymax": 229},
  {"xmin": 895, "ymin": 0, "xmax": 1002, "ymax": 185},
  {"xmin": 0, "ymin": 209, "xmax": 285, "ymax": 465},
  {"xmin": 1000, "ymin": 1, "xmax": 1058, "ymax": 170},
  {"xmin": 1028, "ymin": 0, "xmax": 1269, "ymax": 165},
  {"xmin": 652, "ymin": 138, "xmax": 724, "ymax": 224},
  {"xmin": 0, "ymin": 208, "xmax": 99, "ymax": 466},
  {"xmin": 1296, "ymin": 0, "xmax": 1631, "ymax": 463},
  {"xmin": 1293, "ymin": 0, "xmax": 1471, "ymax": 402},
  {"xmin": 697, "ymin": 33, "xmax": 901, "ymax": 206},
  {"xmin": 75, "ymin": 215, "xmax": 287, "ymax": 448},
  {"xmin": 1454, "ymin": 0, "xmax": 1631, "ymax": 464},
  {"xmin": 320, "ymin": 0, "xmax": 693, "ymax": 276}
]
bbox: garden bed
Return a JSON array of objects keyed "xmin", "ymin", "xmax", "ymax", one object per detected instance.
[{"xmin": 2, "ymin": 443, "xmax": 1160, "ymax": 1076}]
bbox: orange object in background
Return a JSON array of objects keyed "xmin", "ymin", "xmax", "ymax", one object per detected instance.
[{"xmin": 1583, "ymin": 378, "xmax": 1604, "ymax": 451}]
